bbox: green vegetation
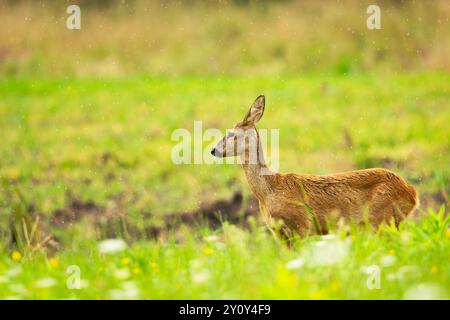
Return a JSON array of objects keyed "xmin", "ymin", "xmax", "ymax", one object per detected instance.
[
  {"xmin": 0, "ymin": 208, "xmax": 449, "ymax": 299},
  {"xmin": 1, "ymin": 73, "xmax": 448, "ymax": 217},
  {"xmin": 0, "ymin": 0, "xmax": 449, "ymax": 299},
  {"xmin": 1, "ymin": 1, "xmax": 449, "ymax": 76},
  {"xmin": 1, "ymin": 72, "xmax": 448, "ymax": 299}
]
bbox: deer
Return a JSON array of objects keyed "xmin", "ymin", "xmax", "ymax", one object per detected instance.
[{"xmin": 211, "ymin": 95, "xmax": 419, "ymax": 240}]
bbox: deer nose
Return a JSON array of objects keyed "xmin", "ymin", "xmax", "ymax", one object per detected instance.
[{"xmin": 211, "ymin": 148, "xmax": 216, "ymax": 156}]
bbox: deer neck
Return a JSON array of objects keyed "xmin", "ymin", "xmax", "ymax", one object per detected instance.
[{"xmin": 240, "ymin": 132, "xmax": 275, "ymax": 201}]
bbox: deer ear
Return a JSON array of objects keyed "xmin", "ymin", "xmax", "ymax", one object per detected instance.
[{"xmin": 243, "ymin": 95, "xmax": 265, "ymax": 125}]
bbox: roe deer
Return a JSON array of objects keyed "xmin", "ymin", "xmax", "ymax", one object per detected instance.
[{"xmin": 211, "ymin": 95, "xmax": 419, "ymax": 239}]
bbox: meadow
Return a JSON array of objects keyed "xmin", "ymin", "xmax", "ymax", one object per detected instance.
[
  {"xmin": 0, "ymin": 210, "xmax": 449, "ymax": 299},
  {"xmin": 0, "ymin": 0, "xmax": 449, "ymax": 299}
]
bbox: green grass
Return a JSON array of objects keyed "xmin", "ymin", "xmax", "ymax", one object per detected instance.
[
  {"xmin": 0, "ymin": 72, "xmax": 449, "ymax": 299},
  {"xmin": 0, "ymin": 72, "xmax": 449, "ymax": 216},
  {"xmin": 0, "ymin": 208, "xmax": 449, "ymax": 299}
]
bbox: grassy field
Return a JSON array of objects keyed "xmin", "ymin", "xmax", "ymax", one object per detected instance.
[
  {"xmin": 0, "ymin": 210, "xmax": 449, "ymax": 299},
  {"xmin": 1, "ymin": 73, "xmax": 449, "ymax": 214},
  {"xmin": 1, "ymin": 1, "xmax": 449, "ymax": 76},
  {"xmin": 0, "ymin": 0, "xmax": 449, "ymax": 300},
  {"xmin": 0, "ymin": 72, "xmax": 449, "ymax": 299}
]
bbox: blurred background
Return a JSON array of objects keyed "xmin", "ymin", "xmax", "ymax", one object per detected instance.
[{"xmin": 1, "ymin": 0, "xmax": 449, "ymax": 77}]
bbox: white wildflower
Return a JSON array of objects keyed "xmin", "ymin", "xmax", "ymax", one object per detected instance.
[
  {"xmin": 203, "ymin": 235, "xmax": 220, "ymax": 242},
  {"xmin": 114, "ymin": 268, "xmax": 130, "ymax": 280},
  {"xmin": 285, "ymin": 258, "xmax": 305, "ymax": 270},
  {"xmin": 380, "ymin": 255, "xmax": 396, "ymax": 266},
  {"xmin": 404, "ymin": 283, "xmax": 448, "ymax": 300},
  {"xmin": 307, "ymin": 238, "xmax": 350, "ymax": 266},
  {"xmin": 34, "ymin": 277, "xmax": 57, "ymax": 288},
  {"xmin": 6, "ymin": 266, "xmax": 22, "ymax": 277},
  {"xmin": 98, "ymin": 239, "xmax": 127, "ymax": 254},
  {"xmin": 192, "ymin": 270, "xmax": 210, "ymax": 284}
]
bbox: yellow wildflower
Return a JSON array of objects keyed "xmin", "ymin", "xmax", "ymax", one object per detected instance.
[
  {"xmin": 431, "ymin": 266, "xmax": 439, "ymax": 274},
  {"xmin": 202, "ymin": 247, "xmax": 214, "ymax": 256},
  {"xmin": 133, "ymin": 267, "xmax": 141, "ymax": 275},
  {"xmin": 11, "ymin": 251, "xmax": 22, "ymax": 262},
  {"xmin": 121, "ymin": 257, "xmax": 131, "ymax": 265},
  {"xmin": 276, "ymin": 267, "xmax": 298, "ymax": 288},
  {"xmin": 445, "ymin": 229, "xmax": 450, "ymax": 239},
  {"xmin": 389, "ymin": 249, "xmax": 395, "ymax": 255},
  {"xmin": 49, "ymin": 258, "xmax": 60, "ymax": 268}
]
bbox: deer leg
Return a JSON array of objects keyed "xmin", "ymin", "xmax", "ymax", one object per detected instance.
[
  {"xmin": 366, "ymin": 184, "xmax": 392, "ymax": 230},
  {"xmin": 272, "ymin": 205, "xmax": 312, "ymax": 239},
  {"xmin": 277, "ymin": 224, "xmax": 294, "ymax": 248},
  {"xmin": 369, "ymin": 185, "xmax": 414, "ymax": 230}
]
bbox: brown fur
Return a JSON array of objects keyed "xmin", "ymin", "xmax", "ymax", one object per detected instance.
[{"xmin": 212, "ymin": 95, "xmax": 419, "ymax": 238}]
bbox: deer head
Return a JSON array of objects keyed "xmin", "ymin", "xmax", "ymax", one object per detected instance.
[{"xmin": 211, "ymin": 95, "xmax": 266, "ymax": 164}]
